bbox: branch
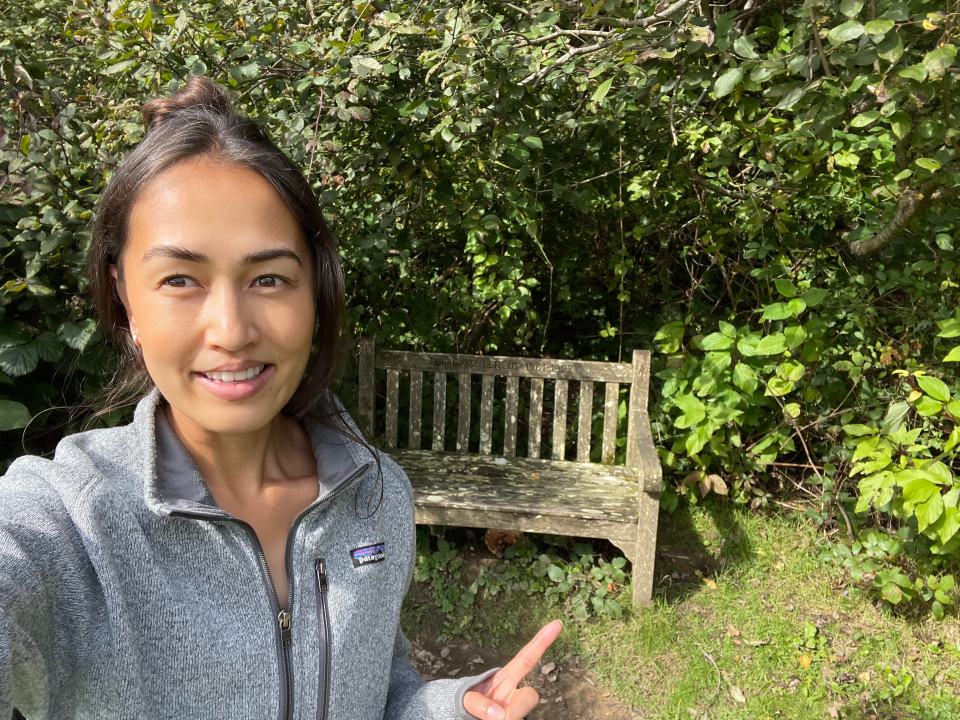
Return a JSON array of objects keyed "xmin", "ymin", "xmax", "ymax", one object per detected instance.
[
  {"xmin": 593, "ymin": 0, "xmax": 694, "ymax": 28},
  {"xmin": 808, "ymin": 8, "xmax": 834, "ymax": 78},
  {"xmin": 847, "ymin": 181, "xmax": 952, "ymax": 257},
  {"xmin": 519, "ymin": 0, "xmax": 694, "ymax": 85}
]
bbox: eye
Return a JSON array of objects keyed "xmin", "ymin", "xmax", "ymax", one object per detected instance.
[
  {"xmin": 254, "ymin": 275, "xmax": 288, "ymax": 288},
  {"xmin": 161, "ymin": 275, "xmax": 198, "ymax": 288}
]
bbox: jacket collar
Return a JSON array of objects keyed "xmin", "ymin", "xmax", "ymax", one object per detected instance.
[{"xmin": 133, "ymin": 387, "xmax": 372, "ymax": 518}]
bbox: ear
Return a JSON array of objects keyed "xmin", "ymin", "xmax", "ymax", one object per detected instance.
[{"xmin": 110, "ymin": 264, "xmax": 139, "ymax": 339}]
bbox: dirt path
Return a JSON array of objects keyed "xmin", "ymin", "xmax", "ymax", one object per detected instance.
[{"xmin": 409, "ymin": 634, "xmax": 636, "ymax": 719}]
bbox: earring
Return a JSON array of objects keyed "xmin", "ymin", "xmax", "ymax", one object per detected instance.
[{"xmin": 131, "ymin": 330, "xmax": 140, "ymax": 347}]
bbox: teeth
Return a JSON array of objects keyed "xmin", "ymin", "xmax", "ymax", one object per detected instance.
[{"xmin": 203, "ymin": 365, "xmax": 265, "ymax": 383}]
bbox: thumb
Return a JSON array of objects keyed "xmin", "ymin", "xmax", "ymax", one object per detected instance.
[{"xmin": 463, "ymin": 689, "xmax": 508, "ymax": 720}]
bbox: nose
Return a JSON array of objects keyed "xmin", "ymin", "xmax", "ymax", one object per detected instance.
[{"xmin": 203, "ymin": 283, "xmax": 259, "ymax": 352}]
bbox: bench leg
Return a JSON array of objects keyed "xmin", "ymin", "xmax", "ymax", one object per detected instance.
[{"xmin": 632, "ymin": 491, "xmax": 660, "ymax": 607}]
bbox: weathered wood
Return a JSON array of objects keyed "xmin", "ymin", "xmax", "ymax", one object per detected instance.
[
  {"xmin": 358, "ymin": 337, "xmax": 375, "ymax": 437},
  {"xmin": 602, "ymin": 382, "xmax": 619, "ymax": 464},
  {"xmin": 577, "ymin": 381, "xmax": 594, "ymax": 463},
  {"xmin": 479, "ymin": 374, "xmax": 494, "ymax": 454},
  {"xmin": 457, "ymin": 373, "xmax": 471, "ymax": 452},
  {"xmin": 414, "ymin": 506, "xmax": 638, "ymax": 549},
  {"xmin": 432, "ymin": 372, "xmax": 446, "ymax": 451},
  {"xmin": 385, "ymin": 368, "xmax": 399, "ymax": 448},
  {"xmin": 528, "ymin": 378, "xmax": 544, "ymax": 459},
  {"xmin": 378, "ymin": 349, "xmax": 633, "ymax": 383},
  {"xmin": 409, "ymin": 370, "xmax": 423, "ymax": 450},
  {"xmin": 626, "ymin": 350, "xmax": 649, "ymax": 467},
  {"xmin": 393, "ymin": 449, "xmax": 639, "ymax": 523},
  {"xmin": 633, "ymin": 490, "xmax": 660, "ymax": 606},
  {"xmin": 504, "ymin": 376, "xmax": 519, "ymax": 457},
  {"xmin": 552, "ymin": 379, "xmax": 568, "ymax": 461}
]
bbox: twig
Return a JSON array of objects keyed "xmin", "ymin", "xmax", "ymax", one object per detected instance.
[
  {"xmin": 697, "ymin": 644, "xmax": 723, "ymax": 708},
  {"xmin": 808, "ymin": 7, "xmax": 834, "ymax": 78}
]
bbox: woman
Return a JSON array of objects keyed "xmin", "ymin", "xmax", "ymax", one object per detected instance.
[{"xmin": 0, "ymin": 76, "xmax": 560, "ymax": 720}]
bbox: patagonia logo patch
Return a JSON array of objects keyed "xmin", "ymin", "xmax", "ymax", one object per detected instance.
[{"xmin": 350, "ymin": 542, "xmax": 385, "ymax": 567}]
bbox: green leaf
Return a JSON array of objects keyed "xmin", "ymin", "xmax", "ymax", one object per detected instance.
[
  {"xmin": 713, "ymin": 67, "xmax": 744, "ymax": 98},
  {"xmin": 943, "ymin": 346, "xmax": 960, "ymax": 362},
  {"xmin": 33, "ymin": 332, "xmax": 61, "ymax": 363},
  {"xmin": 765, "ymin": 376, "xmax": 795, "ymax": 397},
  {"xmin": 591, "ymin": 77, "xmax": 613, "ymax": 103},
  {"xmin": 842, "ymin": 424, "xmax": 878, "ymax": 436},
  {"xmin": 776, "ymin": 361, "xmax": 805, "ymax": 382},
  {"xmin": 59, "ymin": 320, "xmax": 99, "ymax": 352},
  {"xmin": 917, "ymin": 493, "xmax": 945, "ymax": 533},
  {"xmin": 0, "ymin": 400, "xmax": 30, "ymax": 431},
  {"xmin": 864, "ymin": 19, "xmax": 894, "ymax": 36},
  {"xmin": 761, "ymin": 302, "xmax": 793, "ymax": 321},
  {"xmin": 922, "ymin": 45, "xmax": 957, "ymax": 78},
  {"xmin": 881, "ymin": 583, "xmax": 903, "ymax": 604},
  {"xmin": 685, "ymin": 424, "xmax": 712, "ymax": 456},
  {"xmin": 801, "ymin": 288, "xmax": 828, "ymax": 307},
  {"xmin": 733, "ymin": 36, "xmax": 759, "ymax": 59},
  {"xmin": 917, "ymin": 375, "xmax": 950, "ymax": 402},
  {"xmin": 546, "ymin": 564, "xmax": 565, "ymax": 583},
  {"xmin": 898, "ymin": 64, "xmax": 928, "ymax": 82},
  {"xmin": 774, "ymin": 279, "xmax": 796, "ymax": 297},
  {"xmin": 915, "ymin": 396, "xmax": 943, "ymax": 417},
  {"xmin": 755, "ymin": 335, "xmax": 787, "ymax": 355},
  {"xmin": 522, "ymin": 136, "xmax": 543, "ymax": 150},
  {"xmin": 850, "ymin": 110, "xmax": 880, "ymax": 128},
  {"xmin": 839, "ymin": 0, "xmax": 864, "ymax": 17},
  {"xmin": 732, "ymin": 363, "xmax": 759, "ymax": 394},
  {"xmin": 103, "ymin": 58, "xmax": 136, "ymax": 75},
  {"xmin": 937, "ymin": 317, "xmax": 960, "ymax": 338},
  {"xmin": 673, "ymin": 393, "xmax": 706, "ymax": 429},
  {"xmin": 916, "ymin": 157, "xmax": 941, "ymax": 172},
  {"xmin": 827, "ymin": 21, "xmax": 864, "ymax": 44},
  {"xmin": 700, "ymin": 332, "xmax": 734, "ymax": 351},
  {"xmin": 877, "ymin": 32, "xmax": 904, "ymax": 62},
  {"xmin": 0, "ymin": 343, "xmax": 39, "ymax": 376}
]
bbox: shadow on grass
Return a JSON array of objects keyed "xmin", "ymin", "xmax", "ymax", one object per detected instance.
[{"xmin": 651, "ymin": 500, "xmax": 755, "ymax": 605}]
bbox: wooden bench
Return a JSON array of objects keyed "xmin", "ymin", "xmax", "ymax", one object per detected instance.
[{"xmin": 356, "ymin": 338, "xmax": 662, "ymax": 606}]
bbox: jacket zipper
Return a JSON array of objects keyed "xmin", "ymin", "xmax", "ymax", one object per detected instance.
[
  {"xmin": 169, "ymin": 460, "xmax": 373, "ymax": 720},
  {"xmin": 315, "ymin": 558, "xmax": 331, "ymax": 720}
]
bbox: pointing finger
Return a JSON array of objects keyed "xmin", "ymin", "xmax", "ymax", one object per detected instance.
[{"xmin": 497, "ymin": 619, "xmax": 563, "ymax": 691}]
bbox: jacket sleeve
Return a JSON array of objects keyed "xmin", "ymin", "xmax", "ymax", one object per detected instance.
[
  {"xmin": 382, "ymin": 626, "xmax": 500, "ymax": 720},
  {"xmin": 0, "ymin": 463, "xmax": 84, "ymax": 719}
]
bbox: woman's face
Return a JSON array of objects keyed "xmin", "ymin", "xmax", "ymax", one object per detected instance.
[{"xmin": 111, "ymin": 155, "xmax": 316, "ymax": 436}]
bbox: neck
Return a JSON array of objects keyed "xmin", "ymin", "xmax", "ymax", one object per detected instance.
[{"xmin": 163, "ymin": 402, "xmax": 316, "ymax": 504}]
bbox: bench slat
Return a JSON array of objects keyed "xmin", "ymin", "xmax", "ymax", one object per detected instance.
[
  {"xmin": 528, "ymin": 378, "xmax": 543, "ymax": 459},
  {"xmin": 602, "ymin": 382, "xmax": 619, "ymax": 464},
  {"xmin": 392, "ymin": 449, "xmax": 639, "ymax": 524},
  {"xmin": 457, "ymin": 373, "xmax": 471, "ymax": 452},
  {"xmin": 409, "ymin": 370, "xmax": 422, "ymax": 449},
  {"xmin": 504, "ymin": 376, "xmax": 519, "ymax": 457},
  {"xmin": 385, "ymin": 369, "xmax": 399, "ymax": 448},
  {"xmin": 577, "ymin": 381, "xmax": 593, "ymax": 462},
  {"xmin": 432, "ymin": 372, "xmax": 446, "ymax": 451},
  {"xmin": 552, "ymin": 379, "xmax": 568, "ymax": 460},
  {"xmin": 480, "ymin": 374, "xmax": 494, "ymax": 454},
  {"xmin": 378, "ymin": 349, "xmax": 633, "ymax": 382}
]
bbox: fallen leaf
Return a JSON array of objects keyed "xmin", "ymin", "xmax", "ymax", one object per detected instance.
[
  {"xmin": 703, "ymin": 578, "xmax": 717, "ymax": 590},
  {"xmin": 799, "ymin": 653, "xmax": 812, "ymax": 669},
  {"xmin": 729, "ymin": 684, "xmax": 746, "ymax": 704}
]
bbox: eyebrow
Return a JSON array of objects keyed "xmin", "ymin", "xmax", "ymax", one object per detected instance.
[{"xmin": 142, "ymin": 245, "xmax": 304, "ymax": 267}]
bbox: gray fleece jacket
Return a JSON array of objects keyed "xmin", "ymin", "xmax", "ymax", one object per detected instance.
[{"xmin": 0, "ymin": 387, "xmax": 497, "ymax": 719}]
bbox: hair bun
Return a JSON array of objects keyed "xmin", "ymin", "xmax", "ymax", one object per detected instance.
[{"xmin": 141, "ymin": 75, "xmax": 233, "ymax": 133}]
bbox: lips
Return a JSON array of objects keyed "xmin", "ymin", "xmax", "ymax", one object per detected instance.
[{"xmin": 200, "ymin": 364, "xmax": 267, "ymax": 383}]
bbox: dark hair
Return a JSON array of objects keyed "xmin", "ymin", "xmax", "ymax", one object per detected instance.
[{"xmin": 85, "ymin": 75, "xmax": 382, "ymax": 516}]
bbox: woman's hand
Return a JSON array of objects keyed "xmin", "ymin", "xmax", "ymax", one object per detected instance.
[{"xmin": 462, "ymin": 619, "xmax": 563, "ymax": 720}]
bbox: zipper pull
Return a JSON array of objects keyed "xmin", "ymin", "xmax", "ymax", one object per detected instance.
[
  {"xmin": 316, "ymin": 558, "xmax": 327, "ymax": 589},
  {"xmin": 277, "ymin": 609, "xmax": 292, "ymax": 648}
]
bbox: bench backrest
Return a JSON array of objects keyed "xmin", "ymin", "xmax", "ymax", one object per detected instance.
[{"xmin": 357, "ymin": 338, "xmax": 651, "ymax": 467}]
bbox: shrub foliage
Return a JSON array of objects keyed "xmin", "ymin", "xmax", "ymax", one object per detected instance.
[{"xmin": 1, "ymin": 0, "xmax": 958, "ymax": 611}]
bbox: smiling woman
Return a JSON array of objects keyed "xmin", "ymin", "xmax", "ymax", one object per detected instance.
[{"xmin": 0, "ymin": 75, "xmax": 560, "ymax": 720}]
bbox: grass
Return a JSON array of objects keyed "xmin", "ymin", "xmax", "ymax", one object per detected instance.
[{"xmin": 401, "ymin": 503, "xmax": 960, "ymax": 719}]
